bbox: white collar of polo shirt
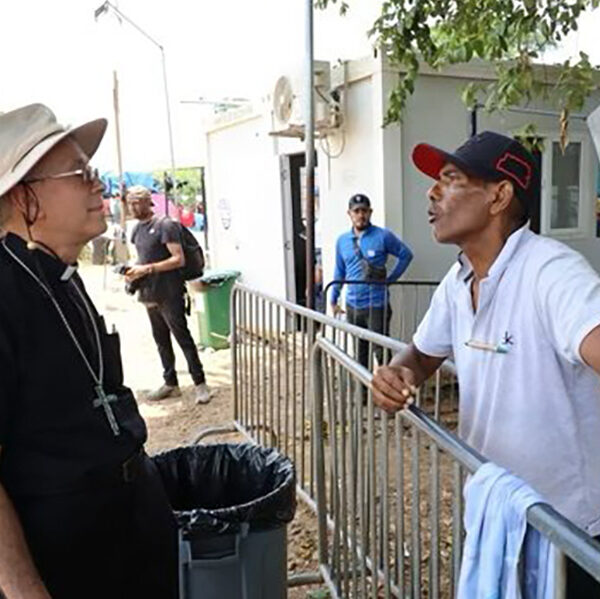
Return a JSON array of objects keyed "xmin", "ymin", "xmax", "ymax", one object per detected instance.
[
  {"xmin": 457, "ymin": 225, "xmax": 533, "ymax": 316},
  {"xmin": 456, "ymin": 224, "xmax": 531, "ymax": 285}
]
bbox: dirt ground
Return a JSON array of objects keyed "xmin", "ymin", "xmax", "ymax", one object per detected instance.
[{"xmin": 80, "ymin": 263, "xmax": 324, "ymax": 598}]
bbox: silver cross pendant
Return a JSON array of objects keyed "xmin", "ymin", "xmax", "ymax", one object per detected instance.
[{"xmin": 93, "ymin": 385, "xmax": 121, "ymax": 436}]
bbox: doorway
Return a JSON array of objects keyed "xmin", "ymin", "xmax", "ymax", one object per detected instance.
[{"xmin": 280, "ymin": 152, "xmax": 318, "ymax": 306}]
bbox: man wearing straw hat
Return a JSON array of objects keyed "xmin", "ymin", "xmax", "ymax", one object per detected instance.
[
  {"xmin": 372, "ymin": 131, "xmax": 600, "ymax": 595},
  {"xmin": 0, "ymin": 104, "xmax": 177, "ymax": 598}
]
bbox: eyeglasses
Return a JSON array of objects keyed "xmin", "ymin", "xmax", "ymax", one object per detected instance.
[{"xmin": 23, "ymin": 164, "xmax": 100, "ymax": 185}]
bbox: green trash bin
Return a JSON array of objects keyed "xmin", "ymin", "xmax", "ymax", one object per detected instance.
[{"xmin": 194, "ymin": 269, "xmax": 240, "ymax": 349}]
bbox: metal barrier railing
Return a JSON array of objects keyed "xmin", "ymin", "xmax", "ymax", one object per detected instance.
[
  {"xmin": 195, "ymin": 283, "xmax": 458, "ymax": 590},
  {"xmin": 323, "ymin": 279, "xmax": 439, "ymax": 345},
  {"xmin": 205, "ymin": 284, "xmax": 458, "ymax": 500},
  {"xmin": 196, "ymin": 283, "xmax": 600, "ymax": 595},
  {"xmin": 311, "ymin": 335, "xmax": 600, "ymax": 599}
]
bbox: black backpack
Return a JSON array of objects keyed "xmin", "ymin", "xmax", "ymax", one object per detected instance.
[{"xmin": 159, "ymin": 217, "xmax": 205, "ymax": 280}]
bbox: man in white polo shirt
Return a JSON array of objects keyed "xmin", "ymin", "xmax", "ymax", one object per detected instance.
[{"xmin": 372, "ymin": 131, "xmax": 600, "ymax": 596}]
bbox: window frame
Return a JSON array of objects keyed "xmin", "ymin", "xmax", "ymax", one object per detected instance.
[{"xmin": 540, "ymin": 133, "xmax": 594, "ymax": 239}]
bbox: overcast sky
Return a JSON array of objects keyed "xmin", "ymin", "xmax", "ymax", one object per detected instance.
[{"xmin": 0, "ymin": 0, "xmax": 598, "ymax": 173}]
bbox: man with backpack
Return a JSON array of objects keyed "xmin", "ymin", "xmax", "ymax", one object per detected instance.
[{"xmin": 125, "ymin": 185, "xmax": 213, "ymax": 404}]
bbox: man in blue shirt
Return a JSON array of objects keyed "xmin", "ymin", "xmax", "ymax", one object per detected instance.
[{"xmin": 331, "ymin": 194, "xmax": 413, "ymax": 368}]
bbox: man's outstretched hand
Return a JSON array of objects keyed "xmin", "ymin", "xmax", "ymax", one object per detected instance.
[{"xmin": 372, "ymin": 365, "xmax": 417, "ymax": 414}]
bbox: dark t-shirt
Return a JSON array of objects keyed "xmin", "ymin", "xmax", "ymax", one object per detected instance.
[
  {"xmin": 0, "ymin": 233, "xmax": 147, "ymax": 497},
  {"xmin": 131, "ymin": 217, "xmax": 184, "ymax": 303}
]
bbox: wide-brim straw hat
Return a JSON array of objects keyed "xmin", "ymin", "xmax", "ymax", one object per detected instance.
[{"xmin": 0, "ymin": 103, "xmax": 107, "ymax": 198}]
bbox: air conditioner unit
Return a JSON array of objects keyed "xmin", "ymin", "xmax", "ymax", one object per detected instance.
[{"xmin": 270, "ymin": 61, "xmax": 342, "ymax": 138}]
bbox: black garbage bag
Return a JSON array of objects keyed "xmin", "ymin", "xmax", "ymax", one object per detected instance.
[{"xmin": 152, "ymin": 443, "xmax": 296, "ymax": 535}]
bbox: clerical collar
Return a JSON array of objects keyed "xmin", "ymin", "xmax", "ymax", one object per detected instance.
[
  {"xmin": 3, "ymin": 233, "xmax": 79, "ymax": 282},
  {"xmin": 60, "ymin": 265, "xmax": 78, "ymax": 281}
]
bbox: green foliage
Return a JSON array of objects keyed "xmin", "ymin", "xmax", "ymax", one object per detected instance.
[
  {"xmin": 512, "ymin": 123, "xmax": 546, "ymax": 152},
  {"xmin": 317, "ymin": 0, "xmax": 600, "ymax": 135},
  {"xmin": 307, "ymin": 588, "xmax": 331, "ymax": 599},
  {"xmin": 152, "ymin": 167, "xmax": 204, "ymax": 209},
  {"xmin": 315, "ymin": 0, "xmax": 348, "ymax": 15}
]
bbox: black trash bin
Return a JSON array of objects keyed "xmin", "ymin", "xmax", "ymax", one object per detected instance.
[{"xmin": 152, "ymin": 443, "xmax": 296, "ymax": 599}]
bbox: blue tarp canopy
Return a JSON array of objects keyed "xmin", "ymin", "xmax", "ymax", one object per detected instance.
[{"xmin": 101, "ymin": 171, "xmax": 158, "ymax": 196}]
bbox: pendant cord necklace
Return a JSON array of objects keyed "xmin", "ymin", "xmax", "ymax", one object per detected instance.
[{"xmin": 1, "ymin": 237, "xmax": 120, "ymax": 435}]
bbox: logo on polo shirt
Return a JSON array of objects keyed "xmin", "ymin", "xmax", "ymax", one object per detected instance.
[{"xmin": 502, "ymin": 331, "xmax": 514, "ymax": 346}]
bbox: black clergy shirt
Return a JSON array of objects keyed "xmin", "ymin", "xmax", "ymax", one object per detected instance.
[{"xmin": 0, "ymin": 233, "xmax": 146, "ymax": 497}]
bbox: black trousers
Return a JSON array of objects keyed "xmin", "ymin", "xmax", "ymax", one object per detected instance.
[
  {"xmin": 15, "ymin": 456, "xmax": 178, "ymax": 599},
  {"xmin": 147, "ymin": 294, "xmax": 205, "ymax": 386},
  {"xmin": 346, "ymin": 304, "xmax": 392, "ymax": 369},
  {"xmin": 567, "ymin": 535, "xmax": 600, "ymax": 597}
]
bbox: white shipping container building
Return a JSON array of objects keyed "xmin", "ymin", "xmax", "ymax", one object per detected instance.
[{"xmin": 204, "ymin": 54, "xmax": 600, "ymax": 312}]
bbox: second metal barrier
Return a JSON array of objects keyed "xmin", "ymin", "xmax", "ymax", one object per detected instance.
[{"xmin": 311, "ymin": 336, "xmax": 600, "ymax": 599}]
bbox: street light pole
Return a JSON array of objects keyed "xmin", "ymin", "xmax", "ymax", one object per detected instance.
[
  {"xmin": 160, "ymin": 49, "xmax": 176, "ymax": 199},
  {"xmin": 304, "ymin": 0, "xmax": 316, "ymax": 310},
  {"xmin": 112, "ymin": 70, "xmax": 125, "ymax": 229},
  {"xmin": 94, "ymin": 1, "xmax": 177, "ymax": 201}
]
